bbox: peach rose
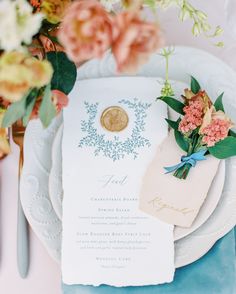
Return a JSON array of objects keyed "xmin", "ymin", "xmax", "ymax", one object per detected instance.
[
  {"xmin": 112, "ymin": 12, "xmax": 163, "ymax": 73},
  {"xmin": 0, "ymin": 52, "xmax": 53, "ymax": 102},
  {"xmin": 58, "ymin": 0, "xmax": 113, "ymax": 63},
  {"xmin": 24, "ymin": 58, "xmax": 53, "ymax": 88}
]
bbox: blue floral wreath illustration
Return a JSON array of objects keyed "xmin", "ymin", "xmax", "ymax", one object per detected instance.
[{"xmin": 78, "ymin": 99, "xmax": 151, "ymax": 161}]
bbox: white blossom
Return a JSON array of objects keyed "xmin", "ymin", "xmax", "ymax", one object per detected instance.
[{"xmin": 0, "ymin": 0, "xmax": 43, "ymax": 51}]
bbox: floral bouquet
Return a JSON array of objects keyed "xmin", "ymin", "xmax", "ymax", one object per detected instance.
[
  {"xmin": 159, "ymin": 77, "xmax": 236, "ymax": 179},
  {"xmin": 0, "ymin": 0, "xmax": 223, "ymax": 159}
]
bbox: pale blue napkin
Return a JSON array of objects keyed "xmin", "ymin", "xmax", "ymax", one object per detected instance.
[{"xmin": 62, "ymin": 228, "xmax": 236, "ymax": 294}]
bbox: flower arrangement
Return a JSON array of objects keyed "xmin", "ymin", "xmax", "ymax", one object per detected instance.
[
  {"xmin": 158, "ymin": 76, "xmax": 236, "ymax": 179},
  {"xmin": 0, "ymin": 0, "xmax": 223, "ymax": 158}
]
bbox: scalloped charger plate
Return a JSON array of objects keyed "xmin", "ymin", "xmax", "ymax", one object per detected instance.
[{"xmin": 20, "ymin": 46, "xmax": 236, "ymax": 268}]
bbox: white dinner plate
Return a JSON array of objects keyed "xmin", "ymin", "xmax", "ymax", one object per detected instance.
[{"xmin": 20, "ymin": 46, "xmax": 236, "ymax": 267}]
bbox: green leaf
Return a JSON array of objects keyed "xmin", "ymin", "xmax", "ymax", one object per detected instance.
[
  {"xmin": 158, "ymin": 96, "xmax": 185, "ymax": 115},
  {"xmin": 191, "ymin": 76, "xmax": 201, "ymax": 94},
  {"xmin": 208, "ymin": 136, "xmax": 236, "ymax": 159},
  {"xmin": 46, "ymin": 51, "xmax": 77, "ymax": 94},
  {"xmin": 1, "ymin": 93, "xmax": 28, "ymax": 128},
  {"xmin": 165, "ymin": 118, "xmax": 180, "ymax": 130},
  {"xmin": 143, "ymin": 0, "xmax": 156, "ymax": 10},
  {"xmin": 22, "ymin": 96, "xmax": 37, "ymax": 126},
  {"xmin": 174, "ymin": 130, "xmax": 189, "ymax": 152},
  {"xmin": 214, "ymin": 92, "xmax": 225, "ymax": 111},
  {"xmin": 39, "ymin": 84, "xmax": 56, "ymax": 128},
  {"xmin": 22, "ymin": 90, "xmax": 39, "ymax": 126},
  {"xmin": 229, "ymin": 129, "xmax": 236, "ymax": 138}
]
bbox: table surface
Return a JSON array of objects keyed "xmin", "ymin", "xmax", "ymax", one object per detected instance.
[{"xmin": 1, "ymin": 1, "xmax": 236, "ymax": 293}]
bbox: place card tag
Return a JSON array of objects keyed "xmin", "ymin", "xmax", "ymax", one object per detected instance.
[{"xmin": 139, "ymin": 132, "xmax": 221, "ymax": 227}]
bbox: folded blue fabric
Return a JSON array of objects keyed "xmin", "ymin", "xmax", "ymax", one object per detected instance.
[{"xmin": 62, "ymin": 228, "xmax": 236, "ymax": 294}]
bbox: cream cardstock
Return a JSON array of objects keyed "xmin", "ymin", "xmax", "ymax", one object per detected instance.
[
  {"xmin": 139, "ymin": 132, "xmax": 221, "ymax": 228},
  {"xmin": 62, "ymin": 77, "xmax": 175, "ymax": 287}
]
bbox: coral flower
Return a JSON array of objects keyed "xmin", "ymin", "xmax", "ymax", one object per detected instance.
[
  {"xmin": 112, "ymin": 11, "xmax": 163, "ymax": 73},
  {"xmin": 200, "ymin": 106, "xmax": 234, "ymax": 146},
  {"xmin": 52, "ymin": 90, "xmax": 69, "ymax": 113},
  {"xmin": 30, "ymin": 0, "xmax": 42, "ymax": 11},
  {"xmin": 179, "ymin": 90, "xmax": 213, "ymax": 134},
  {"xmin": 58, "ymin": 0, "xmax": 113, "ymax": 64}
]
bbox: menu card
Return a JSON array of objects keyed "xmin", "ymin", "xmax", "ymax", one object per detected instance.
[{"xmin": 62, "ymin": 77, "xmax": 175, "ymax": 287}]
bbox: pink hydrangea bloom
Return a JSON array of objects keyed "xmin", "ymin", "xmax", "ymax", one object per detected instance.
[
  {"xmin": 201, "ymin": 118, "xmax": 232, "ymax": 147},
  {"xmin": 179, "ymin": 97, "xmax": 205, "ymax": 133}
]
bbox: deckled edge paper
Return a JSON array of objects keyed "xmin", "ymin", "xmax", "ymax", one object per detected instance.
[
  {"xmin": 139, "ymin": 131, "xmax": 220, "ymax": 228},
  {"xmin": 61, "ymin": 77, "xmax": 175, "ymax": 286}
]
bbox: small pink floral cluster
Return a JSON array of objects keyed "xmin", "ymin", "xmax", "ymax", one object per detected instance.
[
  {"xmin": 58, "ymin": 0, "xmax": 163, "ymax": 73},
  {"xmin": 179, "ymin": 96, "xmax": 205, "ymax": 133},
  {"xmin": 178, "ymin": 89, "xmax": 234, "ymax": 147},
  {"xmin": 201, "ymin": 118, "xmax": 232, "ymax": 147}
]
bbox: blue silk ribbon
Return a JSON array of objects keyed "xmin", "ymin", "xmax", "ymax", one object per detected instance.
[{"xmin": 164, "ymin": 150, "xmax": 207, "ymax": 174}]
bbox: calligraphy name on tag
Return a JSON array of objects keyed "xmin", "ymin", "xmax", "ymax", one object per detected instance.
[{"xmin": 139, "ymin": 132, "xmax": 221, "ymax": 228}]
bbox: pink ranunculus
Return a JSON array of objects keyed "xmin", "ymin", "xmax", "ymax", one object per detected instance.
[
  {"xmin": 58, "ymin": 0, "xmax": 113, "ymax": 64},
  {"xmin": 52, "ymin": 89, "xmax": 68, "ymax": 113},
  {"xmin": 112, "ymin": 11, "xmax": 163, "ymax": 73}
]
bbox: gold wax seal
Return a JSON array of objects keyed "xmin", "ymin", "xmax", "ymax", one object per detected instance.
[{"xmin": 101, "ymin": 106, "xmax": 129, "ymax": 132}]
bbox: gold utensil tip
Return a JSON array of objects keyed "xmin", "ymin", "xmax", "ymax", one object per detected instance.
[
  {"xmin": 101, "ymin": 106, "xmax": 129, "ymax": 132},
  {"xmin": 12, "ymin": 121, "xmax": 25, "ymax": 174}
]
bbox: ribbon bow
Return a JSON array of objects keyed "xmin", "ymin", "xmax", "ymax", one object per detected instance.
[{"xmin": 164, "ymin": 150, "xmax": 207, "ymax": 174}]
